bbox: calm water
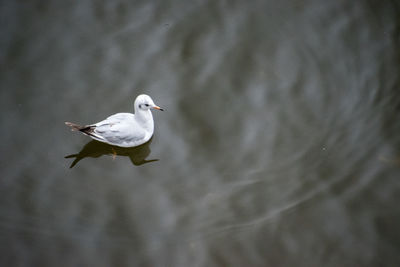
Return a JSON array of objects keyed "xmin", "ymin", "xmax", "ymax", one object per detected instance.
[{"xmin": 1, "ymin": 1, "xmax": 400, "ymax": 266}]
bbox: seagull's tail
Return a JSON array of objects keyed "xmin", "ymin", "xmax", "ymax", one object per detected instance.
[
  {"xmin": 65, "ymin": 122, "xmax": 85, "ymax": 131},
  {"xmin": 65, "ymin": 121, "xmax": 103, "ymax": 141}
]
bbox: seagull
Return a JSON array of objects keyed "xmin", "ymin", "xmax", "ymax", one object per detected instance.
[{"xmin": 65, "ymin": 94, "xmax": 163, "ymax": 147}]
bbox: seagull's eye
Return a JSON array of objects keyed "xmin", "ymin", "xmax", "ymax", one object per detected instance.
[{"xmin": 145, "ymin": 104, "xmax": 150, "ymax": 107}]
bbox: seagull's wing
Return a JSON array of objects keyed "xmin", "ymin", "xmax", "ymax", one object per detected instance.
[{"xmin": 92, "ymin": 113, "xmax": 147, "ymax": 147}]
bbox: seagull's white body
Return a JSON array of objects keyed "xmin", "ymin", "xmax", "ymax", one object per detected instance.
[{"xmin": 66, "ymin": 94, "xmax": 163, "ymax": 147}]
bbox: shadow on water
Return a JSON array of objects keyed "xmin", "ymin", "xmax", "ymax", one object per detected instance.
[{"xmin": 65, "ymin": 138, "xmax": 158, "ymax": 168}]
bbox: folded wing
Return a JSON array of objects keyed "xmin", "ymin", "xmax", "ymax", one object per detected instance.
[{"xmin": 93, "ymin": 113, "xmax": 147, "ymax": 147}]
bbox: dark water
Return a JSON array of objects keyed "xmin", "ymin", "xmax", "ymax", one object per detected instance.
[{"xmin": 1, "ymin": 1, "xmax": 400, "ymax": 266}]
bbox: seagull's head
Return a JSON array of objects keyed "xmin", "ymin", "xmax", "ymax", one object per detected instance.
[{"xmin": 135, "ymin": 94, "xmax": 164, "ymax": 112}]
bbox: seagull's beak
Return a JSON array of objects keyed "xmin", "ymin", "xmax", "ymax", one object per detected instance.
[{"xmin": 152, "ymin": 106, "xmax": 164, "ymax": 111}]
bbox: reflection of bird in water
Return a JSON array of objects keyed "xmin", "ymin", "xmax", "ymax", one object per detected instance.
[{"xmin": 65, "ymin": 138, "xmax": 158, "ymax": 168}]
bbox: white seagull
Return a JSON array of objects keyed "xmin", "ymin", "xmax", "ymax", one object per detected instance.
[{"xmin": 65, "ymin": 94, "xmax": 163, "ymax": 147}]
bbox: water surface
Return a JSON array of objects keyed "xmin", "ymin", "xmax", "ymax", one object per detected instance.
[{"xmin": 1, "ymin": 1, "xmax": 400, "ymax": 266}]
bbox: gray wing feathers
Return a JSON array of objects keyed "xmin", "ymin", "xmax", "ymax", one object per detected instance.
[{"xmin": 94, "ymin": 114, "xmax": 146, "ymax": 145}]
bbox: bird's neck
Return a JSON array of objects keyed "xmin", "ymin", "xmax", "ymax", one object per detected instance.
[{"xmin": 135, "ymin": 110, "xmax": 154, "ymax": 132}]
